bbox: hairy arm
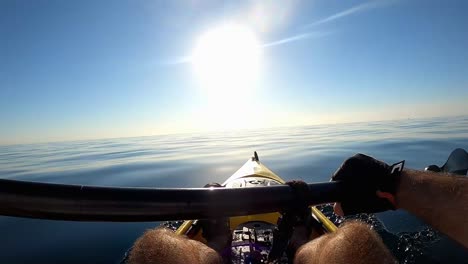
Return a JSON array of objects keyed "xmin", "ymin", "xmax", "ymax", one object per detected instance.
[{"xmin": 392, "ymin": 169, "xmax": 468, "ymax": 247}]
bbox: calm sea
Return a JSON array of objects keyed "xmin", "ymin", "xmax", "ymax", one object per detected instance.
[{"xmin": 0, "ymin": 116, "xmax": 467, "ymax": 263}]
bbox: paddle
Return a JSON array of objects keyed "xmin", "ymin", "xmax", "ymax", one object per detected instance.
[
  {"xmin": 0, "ymin": 179, "xmax": 344, "ymax": 222},
  {"xmin": 425, "ymin": 148, "xmax": 468, "ymax": 175},
  {"xmin": 441, "ymin": 148, "xmax": 468, "ymax": 175},
  {"xmin": 4, "ymin": 148, "xmax": 464, "ymax": 222}
]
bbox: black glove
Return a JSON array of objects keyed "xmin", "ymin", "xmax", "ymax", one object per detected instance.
[{"xmin": 332, "ymin": 154, "xmax": 404, "ymax": 215}]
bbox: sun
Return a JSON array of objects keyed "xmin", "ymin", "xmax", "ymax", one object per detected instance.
[
  {"xmin": 190, "ymin": 23, "xmax": 263, "ymax": 131},
  {"xmin": 191, "ymin": 23, "xmax": 261, "ymax": 98}
]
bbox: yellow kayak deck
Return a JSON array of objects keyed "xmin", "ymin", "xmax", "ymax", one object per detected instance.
[{"xmin": 176, "ymin": 153, "xmax": 336, "ymax": 238}]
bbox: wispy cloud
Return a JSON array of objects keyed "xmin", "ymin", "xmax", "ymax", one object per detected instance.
[
  {"xmin": 264, "ymin": 0, "xmax": 396, "ymax": 48},
  {"xmin": 305, "ymin": 0, "xmax": 396, "ymax": 28},
  {"xmin": 163, "ymin": 1, "xmax": 396, "ymax": 63},
  {"xmin": 262, "ymin": 31, "xmax": 331, "ymax": 48}
]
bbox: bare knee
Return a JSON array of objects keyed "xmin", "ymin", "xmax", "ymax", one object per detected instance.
[
  {"xmin": 294, "ymin": 231, "xmax": 332, "ymax": 264},
  {"xmin": 295, "ymin": 221, "xmax": 395, "ymax": 264},
  {"xmin": 329, "ymin": 221, "xmax": 395, "ymax": 263},
  {"xmin": 129, "ymin": 228, "xmax": 190, "ymax": 264},
  {"xmin": 129, "ymin": 228, "xmax": 221, "ymax": 264}
]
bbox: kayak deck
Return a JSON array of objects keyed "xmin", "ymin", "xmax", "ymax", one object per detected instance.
[
  {"xmin": 175, "ymin": 152, "xmax": 337, "ymax": 263},
  {"xmin": 223, "ymin": 153, "xmax": 285, "ymax": 186}
]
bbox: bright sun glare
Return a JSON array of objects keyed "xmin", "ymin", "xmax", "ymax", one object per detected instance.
[
  {"xmin": 190, "ymin": 23, "xmax": 262, "ymax": 130},
  {"xmin": 192, "ymin": 23, "xmax": 261, "ymax": 97}
]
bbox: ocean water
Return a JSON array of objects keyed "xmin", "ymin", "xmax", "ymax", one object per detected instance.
[{"xmin": 0, "ymin": 116, "xmax": 467, "ymax": 263}]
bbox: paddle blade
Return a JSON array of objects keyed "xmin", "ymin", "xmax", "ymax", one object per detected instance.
[
  {"xmin": 441, "ymin": 148, "xmax": 468, "ymax": 175},
  {"xmin": 427, "ymin": 148, "xmax": 468, "ymax": 175}
]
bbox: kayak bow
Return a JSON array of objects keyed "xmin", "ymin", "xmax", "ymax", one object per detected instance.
[{"xmin": 174, "ymin": 152, "xmax": 337, "ymax": 262}]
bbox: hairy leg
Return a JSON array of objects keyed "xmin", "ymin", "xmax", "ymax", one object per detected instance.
[
  {"xmin": 294, "ymin": 221, "xmax": 396, "ymax": 264},
  {"xmin": 128, "ymin": 228, "xmax": 222, "ymax": 264}
]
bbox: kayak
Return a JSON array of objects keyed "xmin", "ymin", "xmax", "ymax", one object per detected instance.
[{"xmin": 172, "ymin": 152, "xmax": 337, "ymax": 263}]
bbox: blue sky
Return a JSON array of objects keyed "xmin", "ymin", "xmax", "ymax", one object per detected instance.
[{"xmin": 1, "ymin": 0, "xmax": 468, "ymax": 144}]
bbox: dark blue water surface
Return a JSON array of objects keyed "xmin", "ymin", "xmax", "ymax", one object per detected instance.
[{"xmin": 0, "ymin": 116, "xmax": 467, "ymax": 263}]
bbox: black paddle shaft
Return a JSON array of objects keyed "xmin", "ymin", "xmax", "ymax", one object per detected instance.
[{"xmin": 0, "ymin": 179, "xmax": 344, "ymax": 222}]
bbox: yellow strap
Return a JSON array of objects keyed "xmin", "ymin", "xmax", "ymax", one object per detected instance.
[
  {"xmin": 175, "ymin": 220, "xmax": 194, "ymax": 235},
  {"xmin": 311, "ymin": 206, "xmax": 337, "ymax": 232}
]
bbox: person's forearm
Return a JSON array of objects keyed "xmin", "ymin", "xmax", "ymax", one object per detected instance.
[{"xmin": 395, "ymin": 169, "xmax": 468, "ymax": 247}]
